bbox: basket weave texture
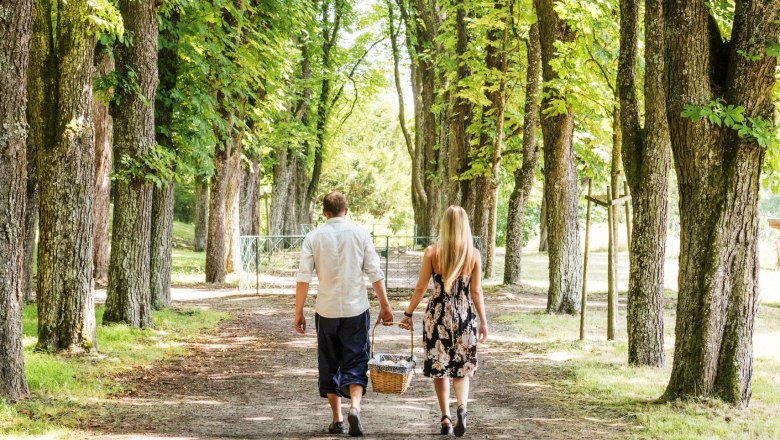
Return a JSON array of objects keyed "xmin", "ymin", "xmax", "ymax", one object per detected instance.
[{"xmin": 368, "ymin": 322, "xmax": 415, "ymax": 394}]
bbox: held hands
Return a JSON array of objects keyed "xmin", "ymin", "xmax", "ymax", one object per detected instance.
[
  {"xmin": 294, "ymin": 312, "xmax": 306, "ymax": 335},
  {"xmin": 399, "ymin": 314, "xmax": 413, "ymax": 331}
]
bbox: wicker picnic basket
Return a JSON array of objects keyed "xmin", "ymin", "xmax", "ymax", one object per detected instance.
[{"xmin": 368, "ymin": 322, "xmax": 416, "ymax": 394}]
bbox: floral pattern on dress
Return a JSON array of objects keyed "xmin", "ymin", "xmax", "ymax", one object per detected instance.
[{"xmin": 423, "ymin": 273, "xmax": 478, "ymax": 378}]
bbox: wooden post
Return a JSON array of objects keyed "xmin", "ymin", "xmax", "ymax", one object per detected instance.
[
  {"xmin": 776, "ymin": 237, "xmax": 780, "ymax": 269},
  {"xmin": 623, "ymin": 179, "xmax": 632, "ymax": 256},
  {"xmin": 607, "ymin": 185, "xmax": 617, "ymax": 341},
  {"xmin": 769, "ymin": 219, "xmax": 780, "ymax": 269},
  {"xmin": 580, "ymin": 179, "xmax": 593, "ymax": 341}
]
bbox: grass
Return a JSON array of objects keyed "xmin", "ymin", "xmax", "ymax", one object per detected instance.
[
  {"xmin": 169, "ymin": 221, "xmax": 240, "ymax": 286},
  {"xmin": 494, "ymin": 294, "xmax": 780, "ymax": 439},
  {"xmin": 0, "ymin": 304, "xmax": 228, "ymax": 437}
]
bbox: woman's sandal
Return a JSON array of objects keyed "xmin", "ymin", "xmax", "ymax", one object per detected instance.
[
  {"xmin": 440, "ymin": 415, "xmax": 454, "ymax": 435},
  {"xmin": 454, "ymin": 405, "xmax": 467, "ymax": 437}
]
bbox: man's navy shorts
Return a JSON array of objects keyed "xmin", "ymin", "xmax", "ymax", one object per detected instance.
[{"xmin": 315, "ymin": 309, "xmax": 371, "ymax": 398}]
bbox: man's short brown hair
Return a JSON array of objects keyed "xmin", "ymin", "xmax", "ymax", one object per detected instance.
[{"xmin": 323, "ymin": 191, "xmax": 348, "ymax": 216}]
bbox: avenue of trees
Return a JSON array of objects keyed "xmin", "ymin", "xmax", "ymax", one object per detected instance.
[{"xmin": 2, "ymin": 0, "xmax": 779, "ymax": 410}]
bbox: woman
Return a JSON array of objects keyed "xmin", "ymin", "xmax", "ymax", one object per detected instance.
[{"xmin": 399, "ymin": 206, "xmax": 489, "ymax": 437}]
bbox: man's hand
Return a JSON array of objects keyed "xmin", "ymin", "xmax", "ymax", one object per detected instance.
[
  {"xmin": 294, "ymin": 312, "xmax": 306, "ymax": 334},
  {"xmin": 478, "ymin": 322, "xmax": 489, "ymax": 343},
  {"xmin": 376, "ymin": 304, "xmax": 394, "ymax": 326}
]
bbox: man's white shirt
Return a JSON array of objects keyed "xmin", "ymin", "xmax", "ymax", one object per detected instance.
[{"xmin": 296, "ymin": 217, "xmax": 385, "ymax": 318}]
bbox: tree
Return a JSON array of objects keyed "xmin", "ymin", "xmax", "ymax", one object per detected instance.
[
  {"xmin": 537, "ymin": 0, "xmax": 582, "ymax": 314},
  {"xmin": 617, "ymin": 0, "xmax": 670, "ymax": 367},
  {"xmin": 33, "ymin": 0, "xmax": 100, "ymax": 352},
  {"xmin": 92, "ymin": 46, "xmax": 114, "ymax": 286},
  {"xmin": 397, "ymin": 0, "xmax": 445, "ymax": 237},
  {"xmin": 104, "ymin": 0, "xmax": 159, "ymax": 327},
  {"xmin": 0, "ymin": 0, "xmax": 33, "ymax": 400},
  {"xmin": 505, "ymin": 22, "xmax": 541, "ymax": 285},
  {"xmin": 194, "ymin": 175, "xmax": 209, "ymax": 251},
  {"xmin": 150, "ymin": 6, "xmax": 182, "ymax": 309},
  {"xmin": 662, "ymin": 0, "xmax": 780, "ymax": 406}
]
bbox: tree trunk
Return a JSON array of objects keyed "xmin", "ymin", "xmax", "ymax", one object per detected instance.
[
  {"xmin": 92, "ymin": 49, "xmax": 113, "ymax": 286},
  {"xmin": 446, "ymin": 3, "xmax": 473, "ymax": 208},
  {"xmin": 149, "ymin": 9, "xmax": 179, "ymax": 309},
  {"xmin": 400, "ymin": 0, "xmax": 444, "ymax": 237},
  {"xmin": 240, "ymin": 155, "xmax": 261, "ymax": 236},
  {"xmin": 34, "ymin": 0, "xmax": 98, "ymax": 353},
  {"xmin": 662, "ymin": 0, "xmax": 780, "ymax": 406},
  {"xmin": 194, "ymin": 175, "xmax": 209, "ymax": 251},
  {"xmin": 104, "ymin": 0, "xmax": 158, "ymax": 328},
  {"xmin": 150, "ymin": 180, "xmax": 173, "ymax": 309},
  {"xmin": 476, "ymin": 1, "xmax": 509, "ymax": 279},
  {"xmin": 22, "ymin": 124, "xmax": 38, "ymax": 304},
  {"xmin": 538, "ymin": 0, "xmax": 582, "ymax": 314},
  {"xmin": 0, "ymin": 0, "xmax": 33, "ymax": 400},
  {"xmin": 617, "ymin": 0, "xmax": 669, "ymax": 367},
  {"xmin": 269, "ymin": 146, "xmax": 298, "ymax": 235},
  {"xmin": 225, "ymin": 140, "xmax": 243, "ymax": 273},
  {"xmin": 538, "ymin": 192, "xmax": 548, "ymax": 251},
  {"xmin": 607, "ymin": 110, "xmax": 621, "ymax": 341},
  {"xmin": 206, "ymin": 142, "xmax": 230, "ymax": 283},
  {"xmin": 25, "ymin": 0, "xmax": 57, "ymax": 305},
  {"xmin": 504, "ymin": 23, "xmax": 541, "ymax": 285}
]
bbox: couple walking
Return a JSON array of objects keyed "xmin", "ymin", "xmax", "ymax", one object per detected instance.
[{"xmin": 293, "ymin": 192, "xmax": 489, "ymax": 436}]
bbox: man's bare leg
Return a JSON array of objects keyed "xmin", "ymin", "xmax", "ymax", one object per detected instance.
[
  {"xmin": 347, "ymin": 384, "xmax": 364, "ymax": 436},
  {"xmin": 327, "ymin": 393, "xmax": 342, "ymax": 423}
]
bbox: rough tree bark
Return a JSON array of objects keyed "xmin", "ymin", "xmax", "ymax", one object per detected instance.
[
  {"xmin": 398, "ymin": 0, "xmax": 445, "ymax": 237},
  {"xmin": 104, "ymin": 0, "xmax": 158, "ymax": 328},
  {"xmin": 538, "ymin": 192, "xmax": 548, "ymax": 251},
  {"xmin": 34, "ymin": 0, "xmax": 98, "ymax": 352},
  {"xmin": 617, "ymin": 0, "xmax": 670, "ymax": 367},
  {"xmin": 92, "ymin": 48, "xmax": 113, "ymax": 286},
  {"xmin": 150, "ymin": 181, "xmax": 173, "ymax": 309},
  {"xmin": 447, "ymin": 1, "xmax": 473, "ymax": 209},
  {"xmin": 205, "ymin": 107, "xmax": 234, "ymax": 283},
  {"xmin": 0, "ymin": 0, "xmax": 32, "ymax": 400},
  {"xmin": 194, "ymin": 175, "xmax": 209, "ymax": 251},
  {"xmin": 224, "ymin": 140, "xmax": 243, "ymax": 273},
  {"xmin": 470, "ymin": 0, "xmax": 509, "ymax": 279},
  {"xmin": 240, "ymin": 155, "xmax": 261, "ymax": 236},
  {"xmin": 662, "ymin": 0, "xmax": 780, "ymax": 406},
  {"xmin": 24, "ymin": 0, "xmax": 57, "ymax": 304},
  {"xmin": 504, "ymin": 23, "xmax": 541, "ymax": 285},
  {"xmin": 537, "ymin": 0, "xmax": 582, "ymax": 314},
  {"xmin": 150, "ymin": 10, "xmax": 180, "ymax": 310}
]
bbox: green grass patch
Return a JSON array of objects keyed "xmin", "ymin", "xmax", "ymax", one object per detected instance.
[
  {"xmin": 495, "ymin": 301, "xmax": 780, "ymax": 439},
  {"xmin": 0, "ymin": 304, "xmax": 228, "ymax": 437}
]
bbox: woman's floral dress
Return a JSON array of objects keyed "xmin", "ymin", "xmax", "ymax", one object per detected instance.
[{"xmin": 423, "ymin": 273, "xmax": 478, "ymax": 378}]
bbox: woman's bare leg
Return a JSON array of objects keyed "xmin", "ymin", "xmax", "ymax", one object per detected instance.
[
  {"xmin": 452, "ymin": 377, "xmax": 470, "ymax": 409},
  {"xmin": 434, "ymin": 378, "xmax": 451, "ymax": 425}
]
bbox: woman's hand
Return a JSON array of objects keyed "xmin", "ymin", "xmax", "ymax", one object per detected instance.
[
  {"xmin": 399, "ymin": 315, "xmax": 414, "ymax": 331},
  {"xmin": 478, "ymin": 322, "xmax": 488, "ymax": 343}
]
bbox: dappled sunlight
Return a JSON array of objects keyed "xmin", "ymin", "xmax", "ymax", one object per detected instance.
[{"xmin": 512, "ymin": 381, "xmax": 551, "ymax": 388}]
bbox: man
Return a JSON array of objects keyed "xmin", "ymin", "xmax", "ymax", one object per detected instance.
[{"xmin": 294, "ymin": 191, "xmax": 393, "ymax": 437}]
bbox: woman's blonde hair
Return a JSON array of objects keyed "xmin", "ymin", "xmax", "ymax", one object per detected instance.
[{"xmin": 437, "ymin": 206, "xmax": 474, "ymax": 293}]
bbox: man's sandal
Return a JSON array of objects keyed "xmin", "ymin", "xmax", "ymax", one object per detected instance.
[
  {"xmin": 440, "ymin": 415, "xmax": 454, "ymax": 435},
  {"xmin": 328, "ymin": 421, "xmax": 346, "ymax": 434},
  {"xmin": 454, "ymin": 405, "xmax": 467, "ymax": 437}
]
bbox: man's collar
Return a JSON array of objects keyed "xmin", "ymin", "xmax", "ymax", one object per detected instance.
[{"xmin": 327, "ymin": 216, "xmax": 347, "ymax": 224}]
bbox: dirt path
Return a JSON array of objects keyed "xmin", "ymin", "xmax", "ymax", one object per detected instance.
[{"xmin": 81, "ymin": 292, "xmax": 630, "ymax": 439}]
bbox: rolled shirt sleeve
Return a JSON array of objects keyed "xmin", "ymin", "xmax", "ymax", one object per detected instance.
[
  {"xmin": 296, "ymin": 235, "xmax": 315, "ymax": 283},
  {"xmin": 361, "ymin": 233, "xmax": 385, "ymax": 283}
]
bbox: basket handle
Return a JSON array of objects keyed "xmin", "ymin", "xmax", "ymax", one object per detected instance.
[{"xmin": 370, "ymin": 322, "xmax": 414, "ymax": 360}]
